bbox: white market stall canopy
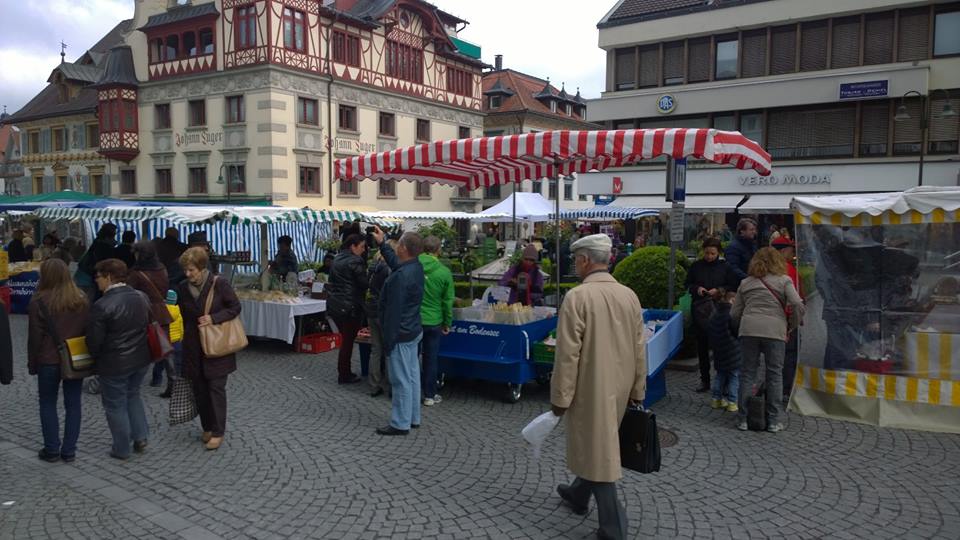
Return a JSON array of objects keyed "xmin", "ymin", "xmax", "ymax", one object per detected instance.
[
  {"xmin": 334, "ymin": 129, "xmax": 772, "ymax": 188},
  {"xmin": 793, "ymin": 187, "xmax": 960, "ymax": 223},
  {"xmin": 363, "ymin": 210, "xmax": 509, "ymax": 221},
  {"xmin": 477, "ymin": 193, "xmax": 554, "ymax": 223}
]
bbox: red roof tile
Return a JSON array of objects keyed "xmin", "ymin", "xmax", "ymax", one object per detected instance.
[{"xmin": 481, "ymin": 70, "xmax": 596, "ymax": 127}]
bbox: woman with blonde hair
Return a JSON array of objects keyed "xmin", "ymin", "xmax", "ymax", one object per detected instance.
[
  {"xmin": 177, "ymin": 247, "xmax": 242, "ymax": 451},
  {"xmin": 28, "ymin": 258, "xmax": 91, "ymax": 462},
  {"xmin": 731, "ymin": 247, "xmax": 805, "ymax": 433}
]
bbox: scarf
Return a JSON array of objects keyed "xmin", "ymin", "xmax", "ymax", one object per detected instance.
[{"xmin": 188, "ymin": 270, "xmax": 210, "ymax": 301}]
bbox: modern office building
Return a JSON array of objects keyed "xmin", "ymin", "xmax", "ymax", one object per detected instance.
[
  {"xmin": 582, "ymin": 0, "xmax": 960, "ymax": 212},
  {"xmin": 4, "ymin": 0, "xmax": 486, "ymax": 210}
]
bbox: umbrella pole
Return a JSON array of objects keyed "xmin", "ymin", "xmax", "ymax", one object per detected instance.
[
  {"xmin": 512, "ymin": 187, "xmax": 517, "ymax": 241},
  {"xmin": 554, "ymin": 162, "xmax": 561, "ymax": 308}
]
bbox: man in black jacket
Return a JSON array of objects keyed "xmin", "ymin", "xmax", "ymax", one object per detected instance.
[
  {"xmin": 724, "ymin": 218, "xmax": 758, "ymax": 284},
  {"xmin": 86, "ymin": 259, "xmax": 152, "ymax": 460},
  {"xmin": 365, "ymin": 241, "xmax": 394, "ymax": 397},
  {"xmin": 6, "ymin": 229, "xmax": 28, "ymax": 263},
  {"xmin": 372, "ymin": 228, "xmax": 424, "ymax": 436}
]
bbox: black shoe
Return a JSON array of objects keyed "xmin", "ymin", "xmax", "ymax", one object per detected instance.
[
  {"xmin": 370, "ymin": 388, "xmax": 384, "ymax": 397},
  {"xmin": 375, "ymin": 426, "xmax": 409, "ymax": 436},
  {"xmin": 411, "ymin": 424, "xmax": 420, "ymax": 429},
  {"xmin": 159, "ymin": 389, "xmax": 172, "ymax": 399},
  {"xmin": 338, "ymin": 374, "xmax": 362, "ymax": 385},
  {"xmin": 695, "ymin": 382, "xmax": 710, "ymax": 393},
  {"xmin": 61, "ymin": 454, "xmax": 75, "ymax": 463},
  {"xmin": 133, "ymin": 440, "xmax": 148, "ymax": 454},
  {"xmin": 108, "ymin": 452, "xmax": 129, "ymax": 461},
  {"xmin": 556, "ymin": 484, "xmax": 588, "ymax": 515},
  {"xmin": 37, "ymin": 449, "xmax": 60, "ymax": 463}
]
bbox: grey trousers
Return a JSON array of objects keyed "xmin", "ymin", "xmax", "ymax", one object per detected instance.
[
  {"xmin": 567, "ymin": 477, "xmax": 628, "ymax": 540},
  {"xmin": 368, "ymin": 317, "xmax": 389, "ymax": 393},
  {"xmin": 738, "ymin": 336, "xmax": 786, "ymax": 425}
]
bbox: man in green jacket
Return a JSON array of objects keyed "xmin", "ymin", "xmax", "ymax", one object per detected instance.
[{"xmin": 419, "ymin": 236, "xmax": 454, "ymax": 406}]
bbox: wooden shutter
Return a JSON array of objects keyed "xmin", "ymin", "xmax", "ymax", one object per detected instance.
[
  {"xmin": 663, "ymin": 41, "xmax": 684, "ymax": 84},
  {"xmin": 614, "ymin": 47, "xmax": 636, "ymax": 90},
  {"xmin": 638, "ymin": 45, "xmax": 659, "ymax": 87},
  {"xmin": 897, "ymin": 7, "xmax": 930, "ymax": 61},
  {"xmin": 768, "ymin": 105, "xmax": 855, "ymax": 158},
  {"xmin": 770, "ymin": 25, "xmax": 797, "ymax": 75},
  {"xmin": 831, "ymin": 16, "xmax": 861, "ymax": 68},
  {"xmin": 929, "ymin": 96, "xmax": 960, "ymax": 150},
  {"xmin": 741, "ymin": 29, "xmax": 767, "ymax": 78},
  {"xmin": 800, "ymin": 20, "xmax": 828, "ymax": 71},
  {"xmin": 40, "ymin": 128, "xmax": 51, "ymax": 153},
  {"xmin": 687, "ymin": 37, "xmax": 710, "ymax": 83},
  {"xmin": 864, "ymin": 12, "xmax": 894, "ymax": 65},
  {"xmin": 859, "ymin": 101, "xmax": 889, "ymax": 156}
]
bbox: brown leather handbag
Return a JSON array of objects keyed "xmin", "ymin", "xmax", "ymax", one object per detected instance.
[{"xmin": 199, "ymin": 277, "xmax": 248, "ymax": 358}]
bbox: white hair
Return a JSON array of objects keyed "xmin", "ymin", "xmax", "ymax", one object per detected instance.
[{"xmin": 576, "ymin": 248, "xmax": 610, "ymax": 265}]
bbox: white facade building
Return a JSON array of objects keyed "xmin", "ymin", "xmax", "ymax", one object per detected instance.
[{"xmin": 582, "ymin": 0, "xmax": 960, "ymax": 210}]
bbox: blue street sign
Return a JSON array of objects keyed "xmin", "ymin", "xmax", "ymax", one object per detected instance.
[
  {"xmin": 839, "ymin": 80, "xmax": 888, "ymax": 100},
  {"xmin": 666, "ymin": 157, "xmax": 686, "ymax": 202}
]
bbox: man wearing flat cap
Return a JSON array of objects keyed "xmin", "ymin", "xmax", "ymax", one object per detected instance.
[{"xmin": 550, "ymin": 233, "xmax": 647, "ymax": 540}]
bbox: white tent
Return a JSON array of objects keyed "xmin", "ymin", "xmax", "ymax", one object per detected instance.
[
  {"xmin": 792, "ymin": 186, "xmax": 960, "ymax": 218},
  {"xmin": 477, "ymin": 192, "xmax": 554, "ymax": 223}
]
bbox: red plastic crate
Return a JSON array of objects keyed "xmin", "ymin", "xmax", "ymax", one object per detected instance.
[
  {"xmin": 296, "ymin": 333, "xmax": 341, "ymax": 354},
  {"xmin": 854, "ymin": 358, "xmax": 895, "ymax": 374}
]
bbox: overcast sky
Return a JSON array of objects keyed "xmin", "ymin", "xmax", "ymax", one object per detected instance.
[{"xmin": 0, "ymin": 0, "xmax": 611, "ymax": 117}]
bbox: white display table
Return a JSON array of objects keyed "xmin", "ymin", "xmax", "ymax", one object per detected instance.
[{"xmin": 239, "ymin": 298, "xmax": 326, "ymax": 344}]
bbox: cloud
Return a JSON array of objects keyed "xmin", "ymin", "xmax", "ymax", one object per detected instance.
[
  {"xmin": 0, "ymin": 0, "xmax": 612, "ymax": 115},
  {"xmin": 0, "ymin": 0, "xmax": 134, "ymax": 114}
]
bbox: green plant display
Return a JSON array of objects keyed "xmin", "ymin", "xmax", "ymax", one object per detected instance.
[
  {"xmin": 612, "ymin": 246, "xmax": 689, "ymax": 309},
  {"xmin": 798, "ymin": 264, "xmax": 816, "ymax": 297},
  {"xmin": 415, "ymin": 220, "xmax": 458, "ymax": 253}
]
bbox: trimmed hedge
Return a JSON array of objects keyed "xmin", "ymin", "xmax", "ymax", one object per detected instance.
[{"xmin": 612, "ymin": 246, "xmax": 689, "ymax": 310}]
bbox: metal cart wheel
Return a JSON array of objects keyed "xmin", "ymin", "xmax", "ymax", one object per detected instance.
[
  {"xmin": 437, "ymin": 373, "xmax": 446, "ymax": 391},
  {"xmin": 506, "ymin": 383, "xmax": 523, "ymax": 403}
]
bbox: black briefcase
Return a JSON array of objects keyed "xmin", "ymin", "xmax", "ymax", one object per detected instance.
[
  {"xmin": 619, "ymin": 406, "xmax": 661, "ymax": 474},
  {"xmin": 747, "ymin": 383, "xmax": 768, "ymax": 431}
]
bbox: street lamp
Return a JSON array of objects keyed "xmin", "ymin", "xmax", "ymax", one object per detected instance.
[
  {"xmin": 216, "ymin": 164, "xmax": 240, "ymax": 203},
  {"xmin": 894, "ymin": 89, "xmax": 958, "ymax": 186}
]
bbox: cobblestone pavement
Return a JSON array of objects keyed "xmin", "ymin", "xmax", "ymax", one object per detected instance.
[{"xmin": 1, "ymin": 314, "xmax": 958, "ymax": 539}]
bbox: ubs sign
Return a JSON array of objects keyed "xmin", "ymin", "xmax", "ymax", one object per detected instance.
[{"xmin": 738, "ymin": 173, "xmax": 832, "ymax": 187}]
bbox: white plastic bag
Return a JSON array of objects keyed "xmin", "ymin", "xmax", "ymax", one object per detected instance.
[{"xmin": 521, "ymin": 411, "xmax": 561, "ymax": 460}]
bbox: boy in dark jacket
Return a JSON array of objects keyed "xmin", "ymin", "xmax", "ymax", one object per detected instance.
[{"xmin": 707, "ymin": 290, "xmax": 741, "ymax": 412}]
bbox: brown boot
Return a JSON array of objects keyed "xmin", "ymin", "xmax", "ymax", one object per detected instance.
[
  {"xmin": 201, "ymin": 432, "xmax": 212, "ymax": 443},
  {"xmin": 205, "ymin": 436, "xmax": 223, "ymax": 451}
]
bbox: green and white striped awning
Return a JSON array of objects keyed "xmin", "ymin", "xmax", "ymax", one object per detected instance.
[{"xmin": 30, "ymin": 205, "xmax": 393, "ymax": 226}]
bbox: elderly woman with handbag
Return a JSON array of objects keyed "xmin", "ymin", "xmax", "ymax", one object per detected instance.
[
  {"xmin": 731, "ymin": 247, "xmax": 805, "ymax": 434},
  {"xmin": 28, "ymin": 259, "xmax": 90, "ymax": 463},
  {"xmin": 177, "ymin": 247, "xmax": 244, "ymax": 451}
]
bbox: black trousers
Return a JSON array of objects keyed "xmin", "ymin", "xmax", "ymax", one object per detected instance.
[
  {"xmin": 193, "ymin": 376, "xmax": 228, "ymax": 437},
  {"xmin": 566, "ymin": 477, "xmax": 628, "ymax": 540},
  {"xmin": 694, "ymin": 321, "xmax": 711, "ymax": 385}
]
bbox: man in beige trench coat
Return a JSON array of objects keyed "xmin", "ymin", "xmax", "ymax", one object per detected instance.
[{"xmin": 550, "ymin": 233, "xmax": 647, "ymax": 540}]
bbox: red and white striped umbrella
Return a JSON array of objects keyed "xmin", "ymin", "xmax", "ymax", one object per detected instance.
[{"xmin": 334, "ymin": 129, "xmax": 771, "ymax": 189}]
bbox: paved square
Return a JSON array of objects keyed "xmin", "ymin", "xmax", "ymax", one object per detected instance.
[{"xmin": 1, "ymin": 314, "xmax": 958, "ymax": 539}]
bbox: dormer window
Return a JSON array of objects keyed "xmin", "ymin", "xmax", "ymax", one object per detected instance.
[
  {"xmin": 490, "ymin": 95, "xmax": 502, "ymax": 109},
  {"xmin": 565, "ymin": 103, "xmax": 572, "ymax": 116},
  {"xmin": 550, "ymin": 101, "xmax": 557, "ymax": 113}
]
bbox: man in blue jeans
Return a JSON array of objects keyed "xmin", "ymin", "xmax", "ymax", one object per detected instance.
[
  {"xmin": 86, "ymin": 259, "xmax": 153, "ymax": 459},
  {"xmin": 372, "ymin": 228, "xmax": 425, "ymax": 436},
  {"xmin": 418, "ymin": 236, "xmax": 453, "ymax": 407}
]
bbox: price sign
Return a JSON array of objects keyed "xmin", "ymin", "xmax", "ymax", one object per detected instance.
[
  {"xmin": 669, "ymin": 204, "xmax": 685, "ymax": 244},
  {"xmin": 666, "ymin": 158, "xmax": 687, "ymax": 202}
]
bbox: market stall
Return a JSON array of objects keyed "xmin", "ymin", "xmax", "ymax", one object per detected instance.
[
  {"xmin": 235, "ymin": 292, "xmax": 327, "ymax": 344},
  {"xmin": 335, "ymin": 128, "xmax": 771, "ymax": 399},
  {"xmin": 791, "ymin": 187, "xmax": 960, "ymax": 433}
]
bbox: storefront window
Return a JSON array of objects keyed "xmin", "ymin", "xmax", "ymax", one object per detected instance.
[
  {"xmin": 713, "ymin": 113, "xmax": 736, "ymax": 131},
  {"xmin": 740, "ymin": 112, "xmax": 764, "ymax": 145}
]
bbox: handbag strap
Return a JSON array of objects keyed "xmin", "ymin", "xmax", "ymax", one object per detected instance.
[
  {"xmin": 758, "ymin": 277, "xmax": 786, "ymax": 310},
  {"xmin": 137, "ymin": 271, "xmax": 164, "ymax": 303},
  {"xmin": 203, "ymin": 276, "xmax": 217, "ymax": 316}
]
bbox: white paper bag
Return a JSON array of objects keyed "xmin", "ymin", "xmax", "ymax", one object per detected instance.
[{"xmin": 521, "ymin": 411, "xmax": 561, "ymax": 460}]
